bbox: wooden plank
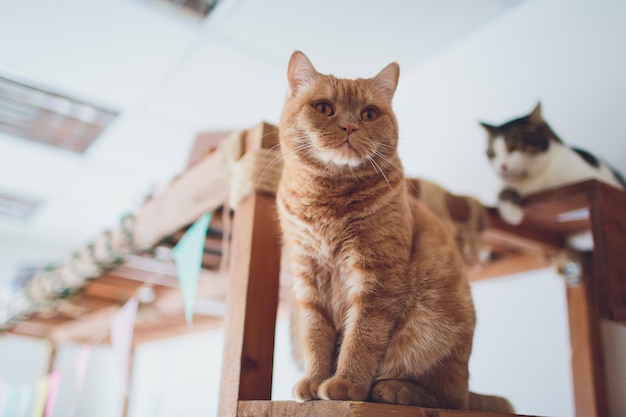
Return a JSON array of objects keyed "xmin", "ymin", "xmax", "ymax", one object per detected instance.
[
  {"xmin": 20, "ymin": 315, "xmax": 71, "ymax": 326},
  {"xmin": 186, "ymin": 130, "xmax": 232, "ymax": 169},
  {"xmin": 589, "ymin": 182, "xmax": 626, "ymax": 322},
  {"xmin": 468, "ymin": 252, "xmax": 549, "ymax": 281},
  {"xmin": 81, "ymin": 281, "xmax": 141, "ymax": 302},
  {"xmin": 93, "ymin": 273, "xmax": 152, "ymax": 288},
  {"xmin": 131, "ymin": 316, "xmax": 223, "ymax": 345},
  {"xmin": 48, "ymin": 305, "xmax": 119, "ymax": 344},
  {"xmin": 483, "ymin": 209, "xmax": 563, "ymax": 252},
  {"xmin": 8, "ymin": 321, "xmax": 52, "ymax": 339},
  {"xmin": 218, "ymin": 123, "xmax": 282, "ymax": 417},
  {"xmin": 133, "ymin": 149, "xmax": 228, "ymax": 249},
  {"xmin": 520, "ymin": 181, "xmax": 592, "ymax": 237},
  {"xmin": 238, "ymin": 400, "xmax": 533, "ymax": 417},
  {"xmin": 566, "ymin": 254, "xmax": 608, "ymax": 417}
]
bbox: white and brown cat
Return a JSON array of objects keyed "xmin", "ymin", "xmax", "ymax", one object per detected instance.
[
  {"xmin": 481, "ymin": 102, "xmax": 625, "ymax": 226},
  {"xmin": 276, "ymin": 50, "xmax": 512, "ymax": 413}
]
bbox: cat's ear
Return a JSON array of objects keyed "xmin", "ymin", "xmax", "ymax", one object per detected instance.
[
  {"xmin": 529, "ymin": 102, "xmax": 543, "ymax": 123},
  {"xmin": 371, "ymin": 63, "xmax": 400, "ymax": 102},
  {"xmin": 287, "ymin": 51, "xmax": 318, "ymax": 96},
  {"xmin": 479, "ymin": 122, "xmax": 498, "ymax": 137}
]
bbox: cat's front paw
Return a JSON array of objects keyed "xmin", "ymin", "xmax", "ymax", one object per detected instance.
[
  {"xmin": 497, "ymin": 188, "xmax": 524, "ymax": 225},
  {"xmin": 371, "ymin": 379, "xmax": 438, "ymax": 407},
  {"xmin": 497, "ymin": 200, "xmax": 524, "ymax": 225},
  {"xmin": 318, "ymin": 376, "xmax": 369, "ymax": 401},
  {"xmin": 293, "ymin": 377, "xmax": 324, "ymax": 401}
]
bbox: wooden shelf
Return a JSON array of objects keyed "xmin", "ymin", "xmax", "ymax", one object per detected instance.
[
  {"xmin": 470, "ymin": 180, "xmax": 626, "ymax": 417},
  {"xmin": 476, "ymin": 180, "xmax": 626, "ymax": 324},
  {"xmin": 238, "ymin": 400, "xmax": 534, "ymax": 417}
]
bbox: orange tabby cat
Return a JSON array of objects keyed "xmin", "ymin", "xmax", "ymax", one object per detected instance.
[{"xmin": 276, "ymin": 50, "xmax": 513, "ymax": 413}]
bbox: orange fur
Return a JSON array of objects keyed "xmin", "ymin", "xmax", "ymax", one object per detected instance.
[{"xmin": 276, "ymin": 51, "xmax": 512, "ymax": 412}]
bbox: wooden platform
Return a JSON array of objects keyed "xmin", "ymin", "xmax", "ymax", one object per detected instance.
[{"xmin": 238, "ymin": 401, "xmax": 536, "ymax": 417}]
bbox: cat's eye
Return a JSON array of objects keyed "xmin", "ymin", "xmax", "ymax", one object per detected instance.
[
  {"xmin": 314, "ymin": 102, "xmax": 334, "ymax": 116},
  {"xmin": 361, "ymin": 108, "xmax": 378, "ymax": 122}
]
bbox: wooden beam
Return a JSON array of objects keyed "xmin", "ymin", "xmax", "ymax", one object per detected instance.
[
  {"xmin": 131, "ymin": 316, "xmax": 223, "ymax": 345},
  {"xmin": 133, "ymin": 149, "xmax": 228, "ymax": 249},
  {"xmin": 48, "ymin": 305, "xmax": 119, "ymax": 344},
  {"xmin": 468, "ymin": 252, "xmax": 550, "ymax": 281},
  {"xmin": 483, "ymin": 209, "xmax": 563, "ymax": 253},
  {"xmin": 238, "ymin": 400, "xmax": 528, "ymax": 417},
  {"xmin": 218, "ymin": 123, "xmax": 282, "ymax": 417},
  {"xmin": 566, "ymin": 254, "xmax": 608, "ymax": 417},
  {"xmin": 588, "ymin": 181, "xmax": 626, "ymax": 322}
]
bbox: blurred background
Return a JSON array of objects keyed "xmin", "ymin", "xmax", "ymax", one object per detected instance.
[{"xmin": 1, "ymin": 0, "xmax": 625, "ymax": 416}]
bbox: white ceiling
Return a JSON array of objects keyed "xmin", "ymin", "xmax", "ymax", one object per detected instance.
[{"xmin": 0, "ymin": 0, "xmax": 526, "ymax": 271}]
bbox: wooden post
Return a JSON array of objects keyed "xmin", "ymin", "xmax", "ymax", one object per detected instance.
[
  {"xmin": 564, "ymin": 180, "xmax": 626, "ymax": 417},
  {"xmin": 565, "ymin": 253, "xmax": 608, "ymax": 417},
  {"xmin": 217, "ymin": 123, "xmax": 282, "ymax": 417},
  {"xmin": 589, "ymin": 182, "xmax": 626, "ymax": 322},
  {"xmin": 45, "ymin": 338, "xmax": 57, "ymax": 374}
]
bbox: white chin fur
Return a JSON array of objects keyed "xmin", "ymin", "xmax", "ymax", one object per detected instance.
[{"xmin": 315, "ymin": 149, "xmax": 365, "ymax": 168}]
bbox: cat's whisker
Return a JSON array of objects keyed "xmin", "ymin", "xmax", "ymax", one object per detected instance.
[
  {"xmin": 377, "ymin": 150, "xmax": 400, "ymax": 165},
  {"xmin": 372, "ymin": 150, "xmax": 402, "ymax": 173},
  {"xmin": 368, "ymin": 156, "xmax": 393, "ymax": 191},
  {"xmin": 257, "ymin": 153, "xmax": 285, "ymax": 186},
  {"xmin": 262, "ymin": 141, "xmax": 282, "ymax": 157},
  {"xmin": 262, "ymin": 128, "xmax": 280, "ymax": 140},
  {"xmin": 257, "ymin": 140, "xmax": 315, "ymax": 185}
]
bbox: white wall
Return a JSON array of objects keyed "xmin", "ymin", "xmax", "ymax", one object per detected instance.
[
  {"xmin": 470, "ymin": 270, "xmax": 574, "ymax": 416},
  {"xmin": 0, "ymin": 233, "xmax": 73, "ymax": 288},
  {"xmin": 127, "ymin": 330, "xmax": 223, "ymax": 417},
  {"xmin": 53, "ymin": 343, "xmax": 125, "ymax": 417}
]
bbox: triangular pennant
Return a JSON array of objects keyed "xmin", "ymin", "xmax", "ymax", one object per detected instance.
[
  {"xmin": 44, "ymin": 370, "xmax": 61, "ymax": 417},
  {"xmin": 31, "ymin": 376, "xmax": 48, "ymax": 417},
  {"xmin": 172, "ymin": 212, "xmax": 212, "ymax": 327},
  {"xmin": 110, "ymin": 297, "xmax": 138, "ymax": 393},
  {"xmin": 66, "ymin": 344, "xmax": 93, "ymax": 417}
]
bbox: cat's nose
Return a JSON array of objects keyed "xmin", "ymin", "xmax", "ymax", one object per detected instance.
[
  {"xmin": 340, "ymin": 123, "xmax": 358, "ymax": 136},
  {"xmin": 500, "ymin": 163, "xmax": 508, "ymax": 172}
]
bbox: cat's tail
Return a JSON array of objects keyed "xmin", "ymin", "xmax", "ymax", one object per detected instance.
[{"xmin": 469, "ymin": 391, "xmax": 515, "ymax": 414}]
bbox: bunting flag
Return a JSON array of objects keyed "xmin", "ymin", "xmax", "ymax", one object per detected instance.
[
  {"xmin": 110, "ymin": 296, "xmax": 138, "ymax": 393},
  {"xmin": 1, "ymin": 375, "xmax": 58, "ymax": 417},
  {"xmin": 31, "ymin": 376, "xmax": 48, "ymax": 417},
  {"xmin": 43, "ymin": 371, "xmax": 61, "ymax": 417},
  {"xmin": 172, "ymin": 212, "xmax": 212, "ymax": 327},
  {"xmin": 66, "ymin": 344, "xmax": 93, "ymax": 417},
  {"xmin": 1, "ymin": 381, "xmax": 33, "ymax": 417}
]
